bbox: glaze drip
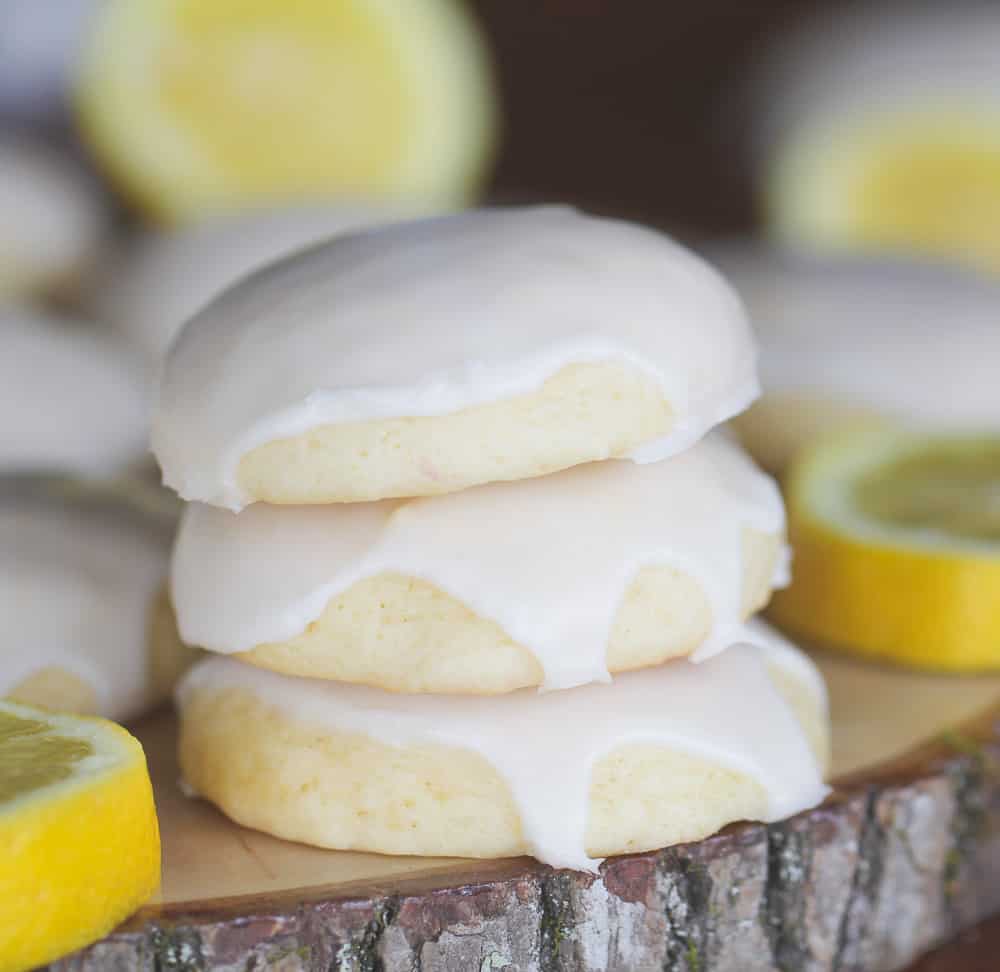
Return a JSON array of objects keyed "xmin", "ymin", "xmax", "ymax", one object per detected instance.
[{"xmin": 171, "ymin": 435, "xmax": 786, "ymax": 690}]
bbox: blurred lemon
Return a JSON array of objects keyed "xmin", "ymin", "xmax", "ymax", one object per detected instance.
[
  {"xmin": 757, "ymin": 2, "xmax": 1000, "ymax": 272},
  {"xmin": 75, "ymin": 0, "xmax": 496, "ymax": 223},
  {"xmin": 771, "ymin": 430, "xmax": 1000, "ymax": 670},
  {"xmin": 771, "ymin": 111, "xmax": 1000, "ymax": 273},
  {"xmin": 0, "ymin": 701, "xmax": 159, "ymax": 972}
]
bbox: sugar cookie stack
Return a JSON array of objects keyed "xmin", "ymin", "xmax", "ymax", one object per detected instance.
[{"xmin": 154, "ymin": 207, "xmax": 829, "ymax": 871}]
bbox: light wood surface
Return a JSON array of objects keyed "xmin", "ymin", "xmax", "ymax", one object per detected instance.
[{"xmin": 135, "ymin": 647, "xmax": 1000, "ymax": 907}]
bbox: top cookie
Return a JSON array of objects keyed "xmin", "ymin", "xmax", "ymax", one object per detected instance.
[{"xmin": 153, "ymin": 207, "xmax": 757, "ymax": 509}]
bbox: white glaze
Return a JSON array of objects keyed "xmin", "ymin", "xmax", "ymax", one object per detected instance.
[
  {"xmin": 94, "ymin": 202, "xmax": 425, "ymax": 362},
  {"xmin": 178, "ymin": 638, "xmax": 829, "ymax": 871},
  {"xmin": 153, "ymin": 207, "xmax": 758, "ymax": 510},
  {"xmin": 705, "ymin": 243, "xmax": 1000, "ymax": 425},
  {"xmin": 171, "ymin": 434, "xmax": 786, "ymax": 690},
  {"xmin": 0, "ymin": 504, "xmax": 168, "ymax": 721},
  {"xmin": 0, "ymin": 308, "xmax": 148, "ymax": 473}
]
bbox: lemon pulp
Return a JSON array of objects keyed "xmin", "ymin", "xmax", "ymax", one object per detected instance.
[
  {"xmin": 158, "ymin": 0, "xmax": 408, "ymax": 194},
  {"xmin": 852, "ymin": 438, "xmax": 1000, "ymax": 544},
  {"xmin": 0, "ymin": 710, "xmax": 93, "ymax": 804}
]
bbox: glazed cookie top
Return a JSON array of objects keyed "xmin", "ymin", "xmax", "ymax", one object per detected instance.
[
  {"xmin": 171, "ymin": 434, "xmax": 786, "ymax": 691},
  {"xmin": 153, "ymin": 206, "xmax": 758, "ymax": 510},
  {"xmin": 179, "ymin": 629, "xmax": 828, "ymax": 870}
]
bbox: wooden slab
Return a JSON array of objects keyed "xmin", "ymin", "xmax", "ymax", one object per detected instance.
[{"xmin": 52, "ymin": 648, "xmax": 1000, "ymax": 972}]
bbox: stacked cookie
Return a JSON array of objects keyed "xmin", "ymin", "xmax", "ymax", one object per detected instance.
[
  {"xmin": 0, "ymin": 307, "xmax": 190, "ymax": 725},
  {"xmin": 155, "ymin": 207, "xmax": 829, "ymax": 870}
]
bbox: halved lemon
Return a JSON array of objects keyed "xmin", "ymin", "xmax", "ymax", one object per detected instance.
[
  {"xmin": 757, "ymin": 2, "xmax": 1000, "ymax": 273},
  {"xmin": 770, "ymin": 429, "xmax": 1000, "ymax": 670},
  {"xmin": 0, "ymin": 701, "xmax": 160, "ymax": 972},
  {"xmin": 770, "ymin": 109, "xmax": 1000, "ymax": 274},
  {"xmin": 75, "ymin": 0, "xmax": 497, "ymax": 224}
]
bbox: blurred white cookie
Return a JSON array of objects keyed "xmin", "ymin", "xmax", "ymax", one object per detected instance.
[
  {"xmin": 0, "ymin": 487, "xmax": 194, "ymax": 721},
  {"xmin": 705, "ymin": 243, "xmax": 1000, "ymax": 471},
  {"xmin": 90, "ymin": 202, "xmax": 418, "ymax": 361},
  {"xmin": 0, "ymin": 307, "xmax": 147, "ymax": 474}
]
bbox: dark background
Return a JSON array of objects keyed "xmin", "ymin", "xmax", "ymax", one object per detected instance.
[
  {"xmin": 1, "ymin": 0, "xmax": 838, "ymax": 239},
  {"xmin": 469, "ymin": 0, "xmax": 824, "ymax": 237}
]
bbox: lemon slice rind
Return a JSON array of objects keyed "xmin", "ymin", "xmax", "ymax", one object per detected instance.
[
  {"xmin": 75, "ymin": 0, "xmax": 496, "ymax": 224},
  {"xmin": 0, "ymin": 701, "xmax": 160, "ymax": 972},
  {"xmin": 771, "ymin": 430, "xmax": 1000, "ymax": 671}
]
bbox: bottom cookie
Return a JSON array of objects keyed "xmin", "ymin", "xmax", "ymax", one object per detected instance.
[{"xmin": 177, "ymin": 626, "xmax": 829, "ymax": 870}]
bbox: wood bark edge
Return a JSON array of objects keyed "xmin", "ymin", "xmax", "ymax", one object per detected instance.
[{"xmin": 51, "ymin": 708, "xmax": 1000, "ymax": 972}]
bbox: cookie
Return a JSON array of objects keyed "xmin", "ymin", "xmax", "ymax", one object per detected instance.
[
  {"xmin": 177, "ymin": 631, "xmax": 828, "ymax": 869},
  {"xmin": 170, "ymin": 434, "xmax": 787, "ymax": 693},
  {"xmin": 0, "ymin": 496, "xmax": 194, "ymax": 721},
  {"xmin": 153, "ymin": 207, "xmax": 758, "ymax": 509}
]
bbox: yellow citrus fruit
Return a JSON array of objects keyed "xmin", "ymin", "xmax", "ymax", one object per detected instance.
[
  {"xmin": 75, "ymin": 0, "xmax": 497, "ymax": 224},
  {"xmin": 0, "ymin": 701, "xmax": 160, "ymax": 972},
  {"xmin": 771, "ymin": 429, "xmax": 1000, "ymax": 670},
  {"xmin": 770, "ymin": 109, "xmax": 1000, "ymax": 274}
]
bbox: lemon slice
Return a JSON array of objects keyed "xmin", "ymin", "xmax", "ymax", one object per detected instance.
[
  {"xmin": 75, "ymin": 0, "xmax": 496, "ymax": 224},
  {"xmin": 770, "ymin": 430, "xmax": 1000, "ymax": 670},
  {"xmin": 0, "ymin": 701, "xmax": 159, "ymax": 972}
]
